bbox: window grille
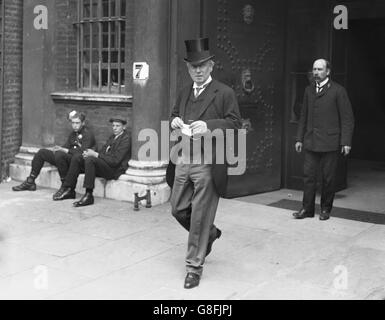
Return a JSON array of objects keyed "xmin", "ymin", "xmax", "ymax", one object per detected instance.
[{"xmin": 75, "ymin": 0, "xmax": 126, "ymax": 94}]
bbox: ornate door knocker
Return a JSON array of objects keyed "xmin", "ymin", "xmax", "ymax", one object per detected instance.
[
  {"xmin": 241, "ymin": 68, "xmax": 255, "ymax": 94},
  {"xmin": 242, "ymin": 4, "xmax": 255, "ymax": 24}
]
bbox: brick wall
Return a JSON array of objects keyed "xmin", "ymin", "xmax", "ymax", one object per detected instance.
[
  {"xmin": 1, "ymin": 0, "xmax": 23, "ymax": 180},
  {"xmin": 55, "ymin": 0, "xmax": 78, "ymax": 92}
]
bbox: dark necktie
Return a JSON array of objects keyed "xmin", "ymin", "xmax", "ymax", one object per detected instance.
[{"xmin": 194, "ymin": 84, "xmax": 207, "ymax": 98}]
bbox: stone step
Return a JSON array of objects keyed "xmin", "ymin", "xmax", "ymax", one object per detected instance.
[{"xmin": 9, "ymin": 163, "xmax": 170, "ymax": 206}]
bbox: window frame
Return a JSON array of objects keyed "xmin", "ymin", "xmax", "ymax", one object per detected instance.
[{"xmin": 75, "ymin": 0, "xmax": 126, "ymax": 94}]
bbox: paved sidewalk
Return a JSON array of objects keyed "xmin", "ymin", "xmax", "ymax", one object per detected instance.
[{"xmin": 0, "ymin": 180, "xmax": 384, "ymax": 300}]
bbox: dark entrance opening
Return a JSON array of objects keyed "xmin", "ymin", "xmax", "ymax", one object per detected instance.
[
  {"xmin": 348, "ymin": 18, "xmax": 385, "ymax": 162},
  {"xmin": 346, "ymin": 18, "xmax": 385, "ymax": 203}
]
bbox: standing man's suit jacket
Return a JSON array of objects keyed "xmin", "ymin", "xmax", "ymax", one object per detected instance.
[
  {"xmin": 98, "ymin": 130, "xmax": 131, "ymax": 179},
  {"xmin": 296, "ymin": 80, "xmax": 354, "ymax": 152},
  {"xmin": 168, "ymin": 79, "xmax": 242, "ymax": 196}
]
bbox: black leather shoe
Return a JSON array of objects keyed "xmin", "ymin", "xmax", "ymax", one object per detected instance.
[
  {"xmin": 293, "ymin": 208, "xmax": 315, "ymax": 219},
  {"xmin": 73, "ymin": 192, "xmax": 94, "ymax": 207},
  {"xmin": 12, "ymin": 180, "xmax": 36, "ymax": 191},
  {"xmin": 52, "ymin": 186, "xmax": 65, "ymax": 200},
  {"xmin": 319, "ymin": 210, "xmax": 330, "ymax": 221},
  {"xmin": 184, "ymin": 272, "xmax": 200, "ymax": 289},
  {"xmin": 206, "ymin": 228, "xmax": 222, "ymax": 257},
  {"xmin": 53, "ymin": 187, "xmax": 76, "ymax": 201}
]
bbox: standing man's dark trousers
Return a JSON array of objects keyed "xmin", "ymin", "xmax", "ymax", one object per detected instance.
[
  {"xmin": 171, "ymin": 163, "xmax": 220, "ymax": 276},
  {"xmin": 63, "ymin": 153, "xmax": 115, "ymax": 189},
  {"xmin": 302, "ymin": 150, "xmax": 339, "ymax": 213},
  {"xmin": 31, "ymin": 149, "xmax": 73, "ymax": 181}
]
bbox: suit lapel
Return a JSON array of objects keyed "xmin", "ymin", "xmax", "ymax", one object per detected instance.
[
  {"xmin": 180, "ymin": 86, "xmax": 192, "ymax": 120},
  {"xmin": 196, "ymin": 80, "xmax": 218, "ymax": 119},
  {"xmin": 108, "ymin": 132, "xmax": 124, "ymax": 151}
]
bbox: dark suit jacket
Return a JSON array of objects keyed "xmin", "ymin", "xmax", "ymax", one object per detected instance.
[
  {"xmin": 296, "ymin": 80, "xmax": 354, "ymax": 152},
  {"xmin": 62, "ymin": 126, "xmax": 96, "ymax": 155},
  {"xmin": 98, "ymin": 130, "xmax": 131, "ymax": 179},
  {"xmin": 168, "ymin": 79, "xmax": 242, "ymax": 196}
]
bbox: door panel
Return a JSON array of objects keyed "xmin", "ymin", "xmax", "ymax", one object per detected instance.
[{"xmin": 202, "ymin": 0, "xmax": 285, "ymax": 197}]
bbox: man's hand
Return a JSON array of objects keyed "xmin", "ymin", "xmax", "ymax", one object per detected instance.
[
  {"xmin": 341, "ymin": 146, "xmax": 351, "ymax": 156},
  {"xmin": 52, "ymin": 145, "xmax": 68, "ymax": 153},
  {"xmin": 171, "ymin": 117, "xmax": 184, "ymax": 129},
  {"xmin": 295, "ymin": 142, "xmax": 303, "ymax": 153},
  {"xmin": 83, "ymin": 149, "xmax": 98, "ymax": 158},
  {"xmin": 189, "ymin": 120, "xmax": 208, "ymax": 136}
]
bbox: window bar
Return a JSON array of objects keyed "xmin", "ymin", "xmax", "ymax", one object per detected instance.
[
  {"xmin": 98, "ymin": 0, "xmax": 102, "ymax": 92},
  {"xmin": 107, "ymin": 0, "xmax": 112, "ymax": 93},
  {"xmin": 117, "ymin": 0, "xmax": 121, "ymax": 94},
  {"xmin": 89, "ymin": 0, "xmax": 93, "ymax": 91},
  {"xmin": 79, "ymin": 0, "xmax": 84, "ymax": 92}
]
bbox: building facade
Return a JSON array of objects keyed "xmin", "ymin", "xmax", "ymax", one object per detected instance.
[{"xmin": 2, "ymin": 0, "xmax": 385, "ymax": 203}]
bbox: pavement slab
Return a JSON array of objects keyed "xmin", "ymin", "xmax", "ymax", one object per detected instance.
[{"xmin": 1, "ymin": 180, "xmax": 385, "ymax": 300}]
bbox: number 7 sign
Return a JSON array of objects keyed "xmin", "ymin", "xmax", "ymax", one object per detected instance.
[{"xmin": 133, "ymin": 62, "xmax": 149, "ymax": 80}]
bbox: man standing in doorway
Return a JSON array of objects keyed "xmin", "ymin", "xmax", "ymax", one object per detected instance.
[
  {"xmin": 170, "ymin": 38, "xmax": 242, "ymax": 289},
  {"xmin": 294, "ymin": 58, "xmax": 354, "ymax": 221}
]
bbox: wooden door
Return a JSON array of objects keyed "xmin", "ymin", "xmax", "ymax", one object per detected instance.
[{"xmin": 202, "ymin": 0, "xmax": 285, "ymax": 197}]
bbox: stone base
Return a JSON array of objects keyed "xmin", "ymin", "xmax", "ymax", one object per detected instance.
[
  {"xmin": 105, "ymin": 178, "xmax": 170, "ymax": 206},
  {"xmin": 9, "ymin": 148, "xmax": 171, "ymax": 205}
]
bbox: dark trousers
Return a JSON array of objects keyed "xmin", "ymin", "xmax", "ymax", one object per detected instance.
[
  {"xmin": 302, "ymin": 150, "xmax": 339, "ymax": 213},
  {"xmin": 63, "ymin": 153, "xmax": 115, "ymax": 190},
  {"xmin": 170, "ymin": 163, "xmax": 220, "ymax": 276},
  {"xmin": 31, "ymin": 149, "xmax": 73, "ymax": 181}
]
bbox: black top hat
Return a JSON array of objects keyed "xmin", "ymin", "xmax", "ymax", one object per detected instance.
[
  {"xmin": 109, "ymin": 117, "xmax": 127, "ymax": 125},
  {"xmin": 184, "ymin": 38, "xmax": 215, "ymax": 65}
]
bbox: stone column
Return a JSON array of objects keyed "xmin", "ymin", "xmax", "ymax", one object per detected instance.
[{"xmin": 117, "ymin": 0, "xmax": 173, "ymax": 206}]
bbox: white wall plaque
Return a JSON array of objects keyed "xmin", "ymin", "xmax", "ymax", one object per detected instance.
[{"xmin": 133, "ymin": 62, "xmax": 149, "ymax": 80}]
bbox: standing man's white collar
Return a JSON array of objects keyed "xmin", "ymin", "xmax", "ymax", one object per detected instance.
[
  {"xmin": 193, "ymin": 75, "xmax": 213, "ymax": 89},
  {"xmin": 317, "ymin": 77, "xmax": 329, "ymax": 88}
]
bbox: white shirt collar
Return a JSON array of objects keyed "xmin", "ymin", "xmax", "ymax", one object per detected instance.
[
  {"xmin": 317, "ymin": 77, "xmax": 329, "ymax": 88},
  {"xmin": 193, "ymin": 76, "xmax": 212, "ymax": 89}
]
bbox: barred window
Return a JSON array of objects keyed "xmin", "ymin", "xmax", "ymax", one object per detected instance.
[{"xmin": 76, "ymin": 0, "xmax": 126, "ymax": 93}]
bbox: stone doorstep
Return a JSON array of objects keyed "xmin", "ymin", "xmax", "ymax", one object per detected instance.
[{"xmin": 9, "ymin": 163, "xmax": 171, "ymax": 206}]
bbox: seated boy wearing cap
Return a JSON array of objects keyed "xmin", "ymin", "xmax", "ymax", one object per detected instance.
[
  {"xmin": 58, "ymin": 117, "xmax": 131, "ymax": 207},
  {"xmin": 12, "ymin": 111, "xmax": 96, "ymax": 201}
]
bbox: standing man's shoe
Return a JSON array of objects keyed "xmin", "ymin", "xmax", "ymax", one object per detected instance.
[
  {"xmin": 53, "ymin": 187, "xmax": 76, "ymax": 201},
  {"xmin": 184, "ymin": 272, "xmax": 200, "ymax": 289},
  {"xmin": 73, "ymin": 192, "xmax": 94, "ymax": 207},
  {"xmin": 206, "ymin": 228, "xmax": 222, "ymax": 257},
  {"xmin": 319, "ymin": 210, "xmax": 330, "ymax": 221},
  {"xmin": 12, "ymin": 179, "xmax": 36, "ymax": 191},
  {"xmin": 293, "ymin": 208, "xmax": 315, "ymax": 219}
]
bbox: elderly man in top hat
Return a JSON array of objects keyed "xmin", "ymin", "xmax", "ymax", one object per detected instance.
[
  {"xmin": 169, "ymin": 37, "xmax": 242, "ymax": 289},
  {"xmin": 294, "ymin": 58, "xmax": 354, "ymax": 221},
  {"xmin": 12, "ymin": 110, "xmax": 96, "ymax": 200},
  {"xmin": 58, "ymin": 117, "xmax": 131, "ymax": 207}
]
